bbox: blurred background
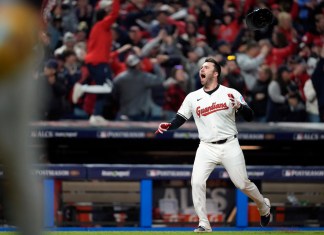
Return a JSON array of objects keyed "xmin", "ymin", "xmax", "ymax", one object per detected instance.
[{"xmin": 1, "ymin": 0, "xmax": 324, "ymax": 230}]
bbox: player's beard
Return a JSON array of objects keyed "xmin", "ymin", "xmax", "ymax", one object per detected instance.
[{"xmin": 202, "ymin": 74, "xmax": 217, "ymax": 90}]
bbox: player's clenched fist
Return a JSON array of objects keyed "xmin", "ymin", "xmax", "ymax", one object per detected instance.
[
  {"xmin": 228, "ymin": 93, "xmax": 241, "ymax": 110},
  {"xmin": 155, "ymin": 123, "xmax": 171, "ymax": 134}
]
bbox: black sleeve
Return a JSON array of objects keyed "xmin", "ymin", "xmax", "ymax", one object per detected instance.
[
  {"xmin": 237, "ymin": 104, "xmax": 254, "ymax": 122},
  {"xmin": 168, "ymin": 114, "xmax": 187, "ymax": 130},
  {"xmin": 311, "ymin": 57, "xmax": 324, "ymax": 95}
]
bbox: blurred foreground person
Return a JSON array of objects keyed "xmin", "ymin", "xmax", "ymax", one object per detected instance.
[{"xmin": 0, "ymin": 1, "xmax": 48, "ymax": 234}]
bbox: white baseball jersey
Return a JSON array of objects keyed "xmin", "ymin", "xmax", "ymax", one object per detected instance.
[{"xmin": 177, "ymin": 85, "xmax": 247, "ymax": 142}]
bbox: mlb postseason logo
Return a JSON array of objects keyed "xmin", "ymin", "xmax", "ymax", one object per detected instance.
[
  {"xmin": 282, "ymin": 170, "xmax": 293, "ymax": 177},
  {"xmin": 282, "ymin": 169, "xmax": 324, "ymax": 178},
  {"xmin": 147, "ymin": 170, "xmax": 159, "ymax": 177},
  {"xmin": 98, "ymin": 131, "xmax": 146, "ymax": 138},
  {"xmin": 146, "ymin": 170, "xmax": 191, "ymax": 178}
]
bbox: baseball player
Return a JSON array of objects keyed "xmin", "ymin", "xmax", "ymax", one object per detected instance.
[{"xmin": 156, "ymin": 57, "xmax": 271, "ymax": 232}]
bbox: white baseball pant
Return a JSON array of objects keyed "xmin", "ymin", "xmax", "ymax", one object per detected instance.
[{"xmin": 191, "ymin": 137, "xmax": 268, "ymax": 229}]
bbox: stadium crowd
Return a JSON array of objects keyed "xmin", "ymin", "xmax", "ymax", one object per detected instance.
[{"xmin": 35, "ymin": 0, "xmax": 324, "ymax": 125}]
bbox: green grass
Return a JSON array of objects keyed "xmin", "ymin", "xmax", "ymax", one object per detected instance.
[
  {"xmin": 1, "ymin": 232, "xmax": 324, "ymax": 235},
  {"xmin": 51, "ymin": 232, "xmax": 324, "ymax": 235}
]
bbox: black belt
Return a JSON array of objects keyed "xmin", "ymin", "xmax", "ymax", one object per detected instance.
[{"xmin": 211, "ymin": 135, "xmax": 237, "ymax": 144}]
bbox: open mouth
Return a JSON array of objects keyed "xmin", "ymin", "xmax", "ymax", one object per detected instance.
[{"xmin": 201, "ymin": 74, "xmax": 206, "ymax": 79}]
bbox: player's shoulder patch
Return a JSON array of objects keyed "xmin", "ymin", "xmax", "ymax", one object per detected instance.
[{"xmin": 239, "ymin": 95, "xmax": 247, "ymax": 104}]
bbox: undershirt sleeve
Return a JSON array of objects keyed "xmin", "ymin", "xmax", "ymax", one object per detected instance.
[
  {"xmin": 237, "ymin": 104, "xmax": 254, "ymax": 122},
  {"xmin": 168, "ymin": 114, "xmax": 187, "ymax": 130}
]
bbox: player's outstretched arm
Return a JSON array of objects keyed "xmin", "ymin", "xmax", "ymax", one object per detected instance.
[{"xmin": 155, "ymin": 114, "xmax": 187, "ymax": 134}]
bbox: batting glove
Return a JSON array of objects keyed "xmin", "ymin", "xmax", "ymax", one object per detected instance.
[
  {"xmin": 228, "ymin": 93, "xmax": 241, "ymax": 110},
  {"xmin": 155, "ymin": 123, "xmax": 171, "ymax": 134}
]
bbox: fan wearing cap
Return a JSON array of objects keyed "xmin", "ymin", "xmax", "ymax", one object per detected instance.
[
  {"xmin": 149, "ymin": 4, "xmax": 185, "ymax": 38},
  {"xmin": 111, "ymin": 54, "xmax": 165, "ymax": 121},
  {"xmin": 83, "ymin": 0, "xmax": 120, "ymax": 125},
  {"xmin": 54, "ymin": 31, "xmax": 77, "ymax": 57}
]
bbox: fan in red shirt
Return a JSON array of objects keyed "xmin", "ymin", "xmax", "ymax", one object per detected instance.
[
  {"xmin": 262, "ymin": 26, "xmax": 298, "ymax": 70},
  {"xmin": 276, "ymin": 11, "xmax": 298, "ymax": 44},
  {"xmin": 218, "ymin": 11, "xmax": 241, "ymax": 44},
  {"xmin": 84, "ymin": 0, "xmax": 120, "ymax": 125},
  {"xmin": 301, "ymin": 9, "xmax": 324, "ymax": 49}
]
